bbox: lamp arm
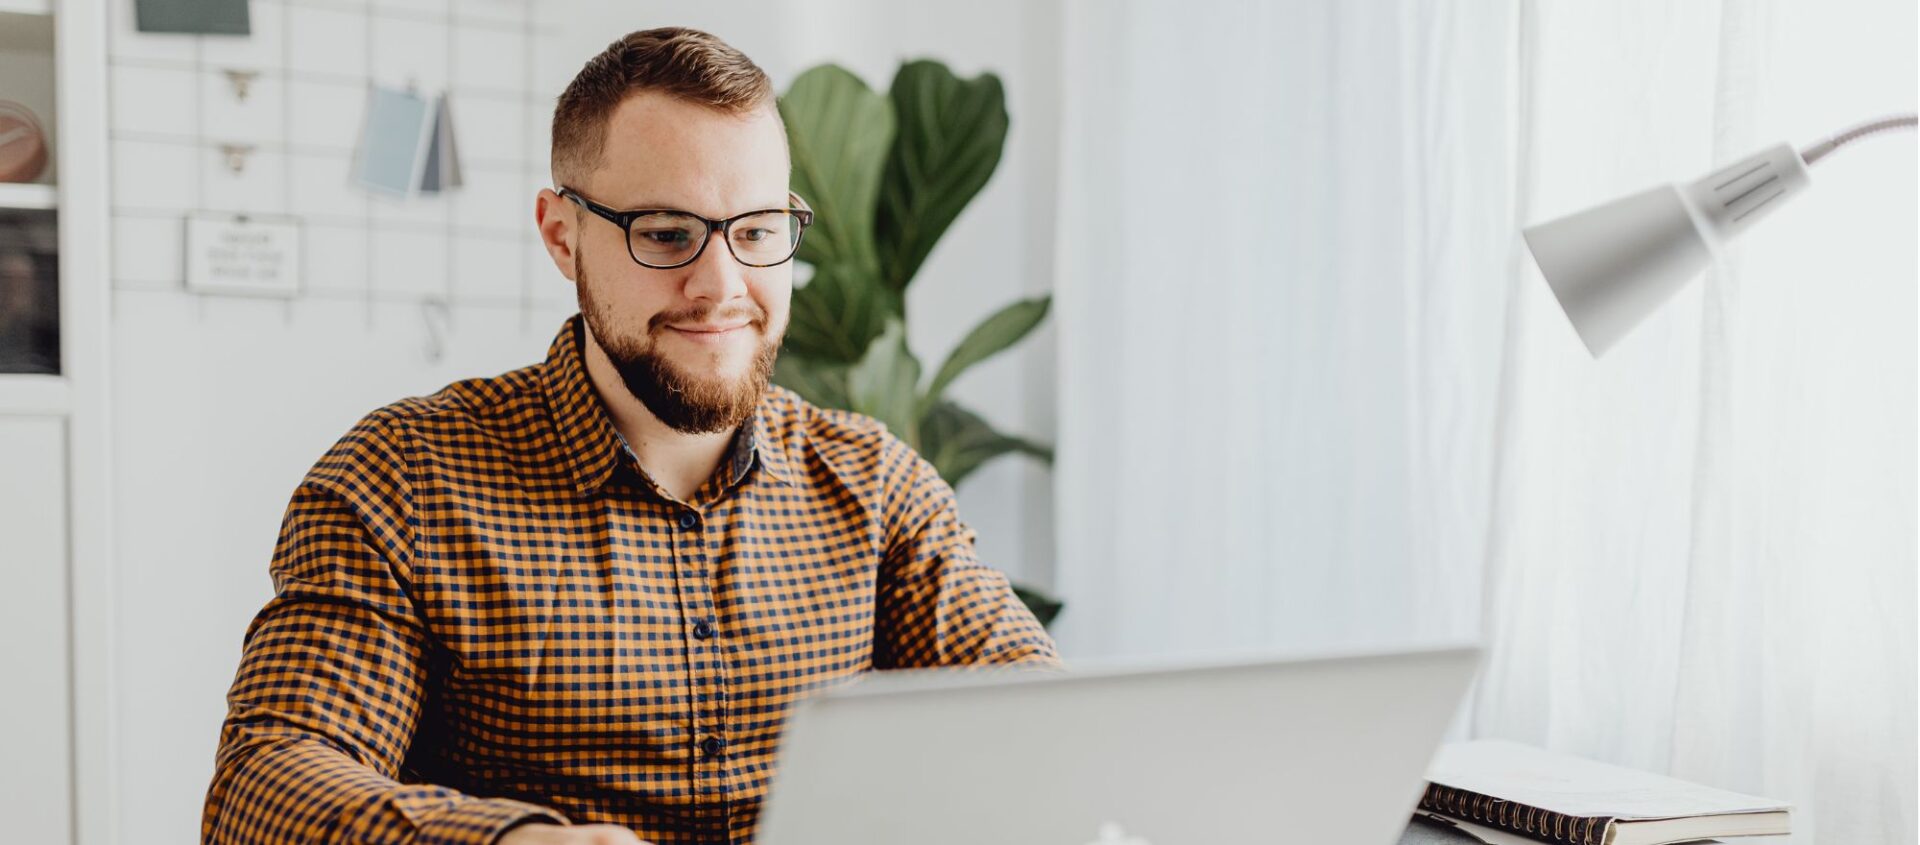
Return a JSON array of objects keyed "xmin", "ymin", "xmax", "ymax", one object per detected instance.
[{"xmin": 1799, "ymin": 113, "xmax": 1918, "ymax": 166}]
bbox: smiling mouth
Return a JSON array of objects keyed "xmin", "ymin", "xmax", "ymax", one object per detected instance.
[
  {"xmin": 663, "ymin": 323, "xmax": 755, "ymax": 344},
  {"xmin": 669, "ymin": 323, "xmax": 750, "ymax": 334}
]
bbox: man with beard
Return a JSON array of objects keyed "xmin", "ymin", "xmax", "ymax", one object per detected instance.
[{"xmin": 201, "ymin": 27, "xmax": 1059, "ymax": 845}]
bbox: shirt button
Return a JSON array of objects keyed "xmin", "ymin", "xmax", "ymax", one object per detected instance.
[
  {"xmin": 677, "ymin": 512, "xmax": 699, "ymax": 529},
  {"xmin": 700, "ymin": 736, "xmax": 725, "ymax": 758},
  {"xmin": 693, "ymin": 619, "xmax": 716, "ymax": 640}
]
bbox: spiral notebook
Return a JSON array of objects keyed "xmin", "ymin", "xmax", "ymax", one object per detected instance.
[{"xmin": 1417, "ymin": 741, "xmax": 1790, "ymax": 845}]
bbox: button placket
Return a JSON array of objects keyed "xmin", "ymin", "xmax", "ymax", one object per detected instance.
[{"xmin": 671, "ymin": 503, "xmax": 731, "ymax": 809}]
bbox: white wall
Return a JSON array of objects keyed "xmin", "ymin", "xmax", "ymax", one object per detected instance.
[
  {"xmin": 0, "ymin": 417, "xmax": 72, "ymax": 843},
  {"xmin": 106, "ymin": 0, "xmax": 575, "ymax": 839}
]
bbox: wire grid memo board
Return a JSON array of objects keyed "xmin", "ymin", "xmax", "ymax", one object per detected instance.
[{"xmin": 106, "ymin": 0, "xmax": 570, "ymax": 336}]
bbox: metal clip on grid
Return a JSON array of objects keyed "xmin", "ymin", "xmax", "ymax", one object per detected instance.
[
  {"xmin": 217, "ymin": 143, "xmax": 255, "ymax": 174},
  {"xmin": 222, "ymin": 68, "xmax": 260, "ymax": 102}
]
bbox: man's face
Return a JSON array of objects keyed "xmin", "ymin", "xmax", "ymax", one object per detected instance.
[{"xmin": 541, "ymin": 90, "xmax": 794, "ymax": 434}]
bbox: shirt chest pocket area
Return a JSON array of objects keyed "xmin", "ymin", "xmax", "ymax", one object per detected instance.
[{"xmin": 421, "ymin": 567, "xmax": 561, "ymax": 694}]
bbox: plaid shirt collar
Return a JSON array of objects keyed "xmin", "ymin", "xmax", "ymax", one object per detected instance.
[{"xmin": 539, "ymin": 314, "xmax": 795, "ymax": 497}]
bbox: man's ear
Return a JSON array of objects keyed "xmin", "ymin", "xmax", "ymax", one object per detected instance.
[{"xmin": 535, "ymin": 187, "xmax": 578, "ymax": 281}]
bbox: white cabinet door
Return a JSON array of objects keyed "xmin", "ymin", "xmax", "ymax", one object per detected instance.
[{"xmin": 0, "ymin": 415, "xmax": 73, "ymax": 844}]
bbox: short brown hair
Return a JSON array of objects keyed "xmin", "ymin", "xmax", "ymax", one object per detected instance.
[{"xmin": 550, "ymin": 27, "xmax": 777, "ymax": 184}]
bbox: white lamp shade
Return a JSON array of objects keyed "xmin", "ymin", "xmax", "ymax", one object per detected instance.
[{"xmin": 1523, "ymin": 142, "xmax": 1811, "ymax": 356}]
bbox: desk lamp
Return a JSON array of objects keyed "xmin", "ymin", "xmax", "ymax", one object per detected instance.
[{"xmin": 1523, "ymin": 113, "xmax": 1917, "ymax": 355}]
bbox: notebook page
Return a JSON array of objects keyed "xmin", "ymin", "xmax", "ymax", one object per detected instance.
[{"xmin": 1428, "ymin": 741, "xmax": 1789, "ymax": 820}]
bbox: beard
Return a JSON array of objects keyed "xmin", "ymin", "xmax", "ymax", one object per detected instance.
[{"xmin": 576, "ymin": 255, "xmax": 782, "ymax": 435}]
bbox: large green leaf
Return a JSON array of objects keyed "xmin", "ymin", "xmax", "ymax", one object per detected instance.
[
  {"xmin": 846, "ymin": 320, "xmax": 923, "ymax": 447},
  {"xmin": 778, "ymin": 59, "xmax": 1060, "ymax": 632},
  {"xmin": 1010, "ymin": 582, "xmax": 1064, "ymax": 628},
  {"xmin": 772, "ymin": 354, "xmax": 851, "ymax": 409},
  {"xmin": 918, "ymin": 400, "xmax": 1051, "ymax": 489},
  {"xmin": 779, "ymin": 65, "xmax": 894, "ymax": 276},
  {"xmin": 876, "ymin": 61, "xmax": 1010, "ymax": 292},
  {"xmin": 924, "ymin": 295, "xmax": 1050, "ymax": 410},
  {"xmin": 783, "ymin": 263, "xmax": 897, "ymax": 365}
]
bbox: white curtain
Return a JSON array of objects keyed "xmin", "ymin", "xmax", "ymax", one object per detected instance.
[
  {"xmin": 1051, "ymin": 1, "xmax": 1917, "ymax": 843},
  {"xmin": 1052, "ymin": 0, "xmax": 1518, "ymax": 660}
]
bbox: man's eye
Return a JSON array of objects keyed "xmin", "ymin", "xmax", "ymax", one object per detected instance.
[
  {"xmin": 738, "ymin": 228, "xmax": 773, "ymax": 243},
  {"xmin": 637, "ymin": 230, "xmax": 690, "ymax": 246}
]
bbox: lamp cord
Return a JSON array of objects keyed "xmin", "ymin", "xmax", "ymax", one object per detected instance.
[{"xmin": 1800, "ymin": 113, "xmax": 1918, "ymax": 166}]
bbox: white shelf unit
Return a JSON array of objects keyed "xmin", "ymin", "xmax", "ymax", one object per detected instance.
[
  {"xmin": 0, "ymin": 181, "xmax": 57, "ymax": 210},
  {"xmin": 0, "ymin": 372, "xmax": 68, "ymax": 413},
  {"xmin": 0, "ymin": 2, "xmax": 113, "ymax": 845},
  {"xmin": 0, "ymin": 0, "xmax": 60, "ymax": 398},
  {"xmin": 0, "ymin": 0, "xmax": 52, "ymax": 17}
]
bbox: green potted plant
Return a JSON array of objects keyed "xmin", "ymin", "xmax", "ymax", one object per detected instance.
[{"xmin": 774, "ymin": 59, "xmax": 1062, "ymax": 627}]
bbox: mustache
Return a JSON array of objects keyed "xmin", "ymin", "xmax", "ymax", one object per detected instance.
[{"xmin": 646, "ymin": 303, "xmax": 767, "ymax": 333}]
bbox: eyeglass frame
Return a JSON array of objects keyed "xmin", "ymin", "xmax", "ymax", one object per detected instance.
[{"xmin": 555, "ymin": 186, "xmax": 816, "ymax": 270}]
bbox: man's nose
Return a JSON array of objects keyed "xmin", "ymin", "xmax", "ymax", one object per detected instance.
[{"xmin": 680, "ymin": 227, "xmax": 751, "ymax": 304}]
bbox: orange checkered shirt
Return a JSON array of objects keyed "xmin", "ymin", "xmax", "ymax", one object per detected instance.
[{"xmin": 202, "ymin": 315, "xmax": 1060, "ymax": 844}]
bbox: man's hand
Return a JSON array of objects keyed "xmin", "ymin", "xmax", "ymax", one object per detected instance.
[{"xmin": 497, "ymin": 822, "xmax": 653, "ymax": 844}]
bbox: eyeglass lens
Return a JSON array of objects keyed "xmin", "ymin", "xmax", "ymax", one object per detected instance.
[{"xmin": 628, "ymin": 211, "xmax": 803, "ymax": 267}]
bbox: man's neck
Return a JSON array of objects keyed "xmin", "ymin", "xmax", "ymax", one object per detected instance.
[{"xmin": 580, "ymin": 328, "xmax": 737, "ymax": 504}]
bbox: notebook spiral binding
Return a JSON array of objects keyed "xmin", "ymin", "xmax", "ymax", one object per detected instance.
[{"xmin": 1419, "ymin": 783, "xmax": 1613, "ymax": 845}]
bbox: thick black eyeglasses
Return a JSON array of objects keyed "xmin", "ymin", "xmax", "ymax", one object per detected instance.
[{"xmin": 557, "ymin": 187, "xmax": 815, "ymax": 269}]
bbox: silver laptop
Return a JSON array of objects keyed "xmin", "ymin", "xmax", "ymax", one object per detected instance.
[{"xmin": 758, "ymin": 643, "xmax": 1481, "ymax": 845}]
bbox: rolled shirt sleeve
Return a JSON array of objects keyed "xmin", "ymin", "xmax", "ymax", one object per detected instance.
[{"xmin": 201, "ymin": 413, "xmax": 570, "ymax": 844}]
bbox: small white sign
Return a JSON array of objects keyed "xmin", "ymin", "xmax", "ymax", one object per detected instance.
[{"xmin": 185, "ymin": 213, "xmax": 302, "ymax": 297}]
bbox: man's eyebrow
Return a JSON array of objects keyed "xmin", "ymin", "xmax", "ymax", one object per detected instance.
[
  {"xmin": 609, "ymin": 197, "xmax": 795, "ymax": 214},
  {"xmin": 588, "ymin": 197, "xmax": 672, "ymax": 211}
]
